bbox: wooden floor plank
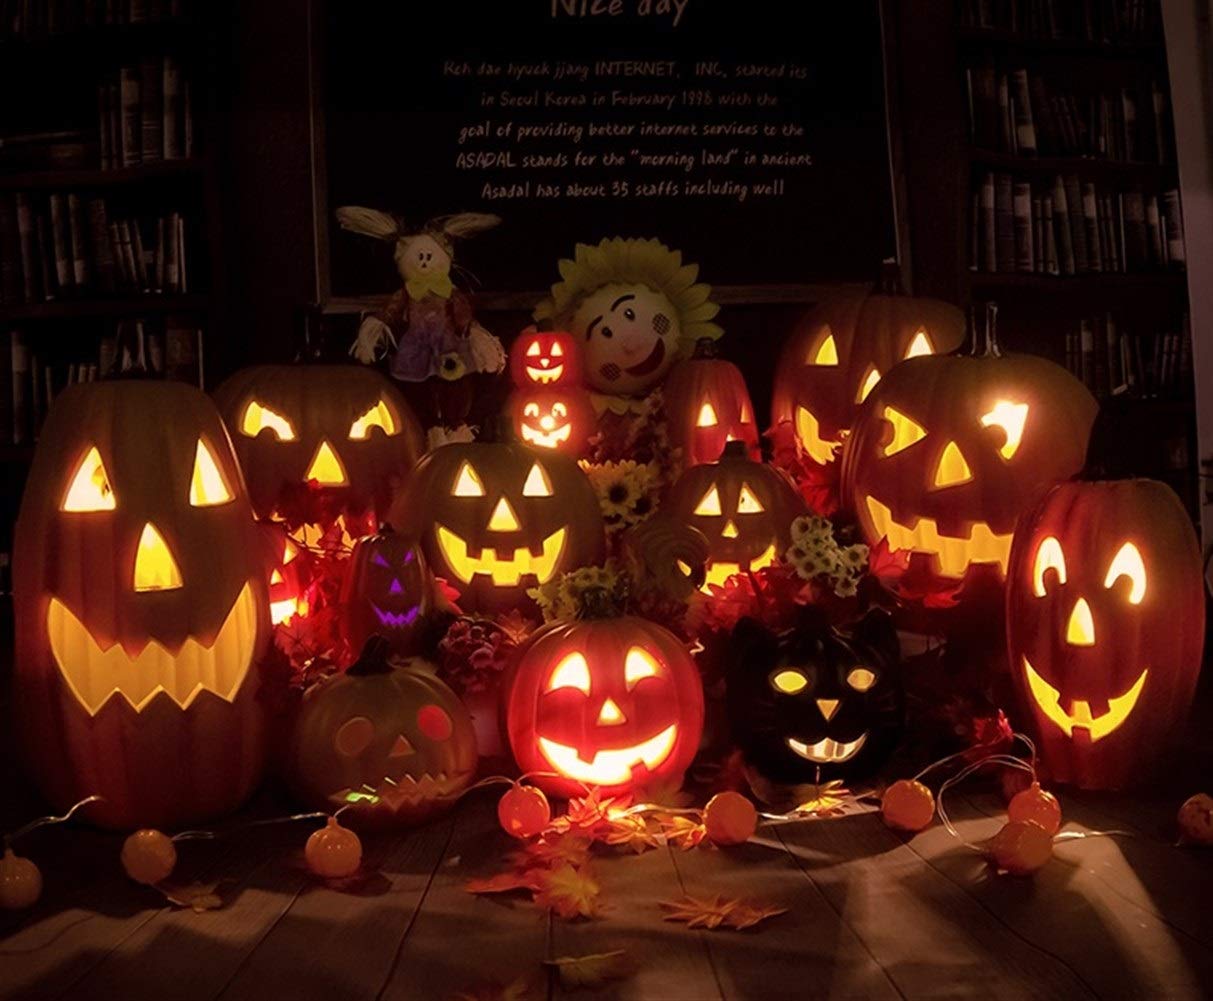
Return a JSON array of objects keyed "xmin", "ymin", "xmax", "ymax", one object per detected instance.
[
  {"xmin": 777, "ymin": 807, "xmax": 1097, "ymax": 1001},
  {"xmin": 907, "ymin": 795, "xmax": 1213, "ymax": 1001},
  {"xmin": 666, "ymin": 824, "xmax": 902, "ymax": 1001},
  {"xmin": 377, "ymin": 795, "xmax": 552, "ymax": 1001}
]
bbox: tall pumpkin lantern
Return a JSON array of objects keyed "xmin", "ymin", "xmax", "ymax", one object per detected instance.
[
  {"xmin": 13, "ymin": 381, "xmax": 271, "ymax": 829},
  {"xmin": 340, "ymin": 529, "xmax": 434, "ymax": 657},
  {"xmin": 666, "ymin": 441, "xmax": 806, "ymax": 590},
  {"xmin": 771, "ymin": 263, "xmax": 965, "ymax": 465},
  {"xmin": 842, "ymin": 311, "xmax": 1097, "ymax": 589},
  {"xmin": 664, "ymin": 338, "xmax": 760, "ymax": 468},
  {"xmin": 1007, "ymin": 479, "xmax": 1203, "ymax": 790}
]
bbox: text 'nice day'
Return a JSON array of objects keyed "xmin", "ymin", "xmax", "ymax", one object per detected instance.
[{"xmin": 551, "ymin": 0, "xmax": 692, "ymax": 28}]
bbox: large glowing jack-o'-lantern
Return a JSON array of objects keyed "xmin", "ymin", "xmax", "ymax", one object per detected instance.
[
  {"xmin": 1006, "ymin": 479, "xmax": 1203, "ymax": 789},
  {"xmin": 506, "ymin": 386, "xmax": 592, "ymax": 455},
  {"xmin": 509, "ymin": 328, "xmax": 583, "ymax": 388},
  {"xmin": 13, "ymin": 381, "xmax": 271, "ymax": 829},
  {"xmin": 505, "ymin": 613, "xmax": 704, "ymax": 798},
  {"xmin": 842, "ymin": 349, "xmax": 1096, "ymax": 585},
  {"xmin": 771, "ymin": 266, "xmax": 965, "ymax": 465},
  {"xmin": 213, "ymin": 364, "xmax": 424, "ymax": 523},
  {"xmin": 340, "ymin": 530, "xmax": 434, "ymax": 657},
  {"xmin": 666, "ymin": 441, "xmax": 806, "ymax": 591},
  {"xmin": 393, "ymin": 440, "xmax": 605, "ymax": 614},
  {"xmin": 664, "ymin": 338, "xmax": 760, "ymax": 468}
]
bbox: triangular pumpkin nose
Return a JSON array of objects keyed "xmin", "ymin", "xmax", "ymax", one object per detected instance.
[
  {"xmin": 134, "ymin": 522, "xmax": 183, "ymax": 592},
  {"xmin": 487, "ymin": 496, "xmax": 520, "ymax": 532},
  {"xmin": 721, "ymin": 519, "xmax": 740, "ymax": 539},
  {"xmin": 389, "ymin": 735, "xmax": 414, "ymax": 758},
  {"xmin": 1066, "ymin": 597, "xmax": 1096, "ymax": 646},
  {"xmin": 597, "ymin": 698, "xmax": 626, "ymax": 726},
  {"xmin": 933, "ymin": 441, "xmax": 973, "ymax": 488},
  {"xmin": 816, "ymin": 698, "xmax": 840, "ymax": 721},
  {"xmin": 305, "ymin": 440, "xmax": 348, "ymax": 485}
]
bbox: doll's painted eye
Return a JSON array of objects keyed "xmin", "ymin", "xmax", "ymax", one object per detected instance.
[{"xmin": 624, "ymin": 308, "xmax": 636, "ymax": 321}]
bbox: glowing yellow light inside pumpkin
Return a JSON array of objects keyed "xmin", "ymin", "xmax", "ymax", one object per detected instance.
[
  {"xmin": 189, "ymin": 439, "xmax": 234, "ymax": 507},
  {"xmin": 538, "ymin": 725, "xmax": 678, "ymax": 786},
  {"xmin": 597, "ymin": 697, "xmax": 626, "ymax": 725},
  {"xmin": 134, "ymin": 522, "xmax": 183, "ymax": 592},
  {"xmin": 676, "ymin": 559, "xmax": 693, "ymax": 576},
  {"xmin": 771, "ymin": 669, "xmax": 807, "ymax": 694},
  {"xmin": 551, "ymin": 342, "xmax": 564, "ymax": 357},
  {"xmin": 980, "ymin": 400, "xmax": 1029, "ymax": 460},
  {"xmin": 547, "ymin": 652, "xmax": 591, "ymax": 693},
  {"xmin": 62, "ymin": 446, "xmax": 116, "ymax": 512},
  {"xmin": 1104, "ymin": 542, "xmax": 1147, "ymax": 604},
  {"xmin": 304, "ymin": 440, "xmax": 348, "ymax": 486},
  {"xmin": 697, "ymin": 402, "xmax": 719, "ymax": 427},
  {"xmin": 857, "ymin": 367, "xmax": 882, "ymax": 403},
  {"xmin": 1024, "ymin": 658, "xmax": 1146, "ymax": 742},
  {"xmin": 625, "ymin": 647, "xmax": 660, "ymax": 688},
  {"xmin": 847, "ymin": 667, "xmax": 876, "ymax": 691},
  {"xmin": 240, "ymin": 401, "xmax": 295, "ymax": 441},
  {"xmin": 270, "ymin": 596, "xmax": 303, "ymax": 626},
  {"xmin": 488, "ymin": 496, "xmax": 521, "ymax": 531},
  {"xmin": 452, "ymin": 461, "xmax": 485, "ymax": 497},
  {"xmin": 721, "ymin": 519, "xmax": 740, "ymax": 539},
  {"xmin": 283, "ymin": 539, "xmax": 299, "ymax": 564},
  {"xmin": 882, "ymin": 407, "xmax": 926, "ymax": 456},
  {"xmin": 270, "ymin": 569, "xmax": 284, "ymax": 584},
  {"xmin": 809, "ymin": 331, "xmax": 838, "ymax": 366},
  {"xmin": 526, "ymin": 341, "xmax": 541, "ymax": 356},
  {"xmin": 794, "ymin": 406, "xmax": 838, "ymax": 465},
  {"xmin": 817, "ymin": 698, "xmax": 840, "ymax": 721},
  {"xmin": 693, "ymin": 485, "xmax": 722, "ymax": 517},
  {"xmin": 905, "ymin": 330, "xmax": 933, "ymax": 358},
  {"xmin": 522, "ymin": 462, "xmax": 553, "ymax": 497},
  {"xmin": 739, "ymin": 401, "xmax": 753, "ymax": 424},
  {"xmin": 737, "ymin": 483, "xmax": 764, "ymax": 514},
  {"xmin": 933, "ymin": 441, "xmax": 973, "ymax": 488},
  {"xmin": 347, "ymin": 399, "xmax": 398, "ymax": 440},
  {"xmin": 1066, "ymin": 597, "xmax": 1096, "ymax": 646},
  {"xmin": 1032, "ymin": 536, "xmax": 1067, "ymax": 596}
]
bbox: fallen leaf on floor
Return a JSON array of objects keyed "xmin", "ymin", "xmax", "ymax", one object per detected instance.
[
  {"xmin": 512, "ymin": 834, "xmax": 593, "ymax": 871},
  {"xmin": 550, "ymin": 788, "xmax": 629, "ymax": 839},
  {"xmin": 543, "ymin": 949, "xmax": 632, "ymax": 989},
  {"xmin": 793, "ymin": 781, "xmax": 852, "ymax": 818},
  {"xmin": 465, "ymin": 870, "xmax": 541, "ymax": 896},
  {"xmin": 161, "ymin": 881, "xmax": 224, "ymax": 913},
  {"xmin": 661, "ymin": 894, "xmax": 787, "ymax": 931},
  {"xmin": 603, "ymin": 815, "xmax": 661, "ymax": 854},
  {"xmin": 451, "ymin": 975, "xmax": 536, "ymax": 1001},
  {"xmin": 533, "ymin": 863, "xmax": 602, "ymax": 920},
  {"xmin": 657, "ymin": 814, "xmax": 707, "ymax": 850}
]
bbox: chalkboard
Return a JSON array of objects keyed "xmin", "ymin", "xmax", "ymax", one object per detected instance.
[{"xmin": 320, "ymin": 0, "xmax": 898, "ymax": 301}]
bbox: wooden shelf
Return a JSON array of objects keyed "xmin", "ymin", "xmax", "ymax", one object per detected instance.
[
  {"xmin": 956, "ymin": 29, "xmax": 1163, "ymax": 59},
  {"xmin": 0, "ymin": 294, "xmax": 208, "ymax": 322},
  {"xmin": 968, "ymin": 271, "xmax": 1186, "ymax": 293},
  {"xmin": 0, "ymin": 19, "xmax": 200, "ymax": 57},
  {"xmin": 968, "ymin": 150, "xmax": 1177, "ymax": 179},
  {"xmin": 0, "ymin": 159, "xmax": 205, "ymax": 192}
]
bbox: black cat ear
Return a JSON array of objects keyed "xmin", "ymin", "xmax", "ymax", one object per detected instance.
[
  {"xmin": 729, "ymin": 616, "xmax": 778, "ymax": 679},
  {"xmin": 851, "ymin": 608, "xmax": 900, "ymax": 666}
]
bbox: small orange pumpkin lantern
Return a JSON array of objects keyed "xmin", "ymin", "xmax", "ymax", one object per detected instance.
[
  {"xmin": 1006, "ymin": 479, "xmax": 1203, "ymax": 789},
  {"xmin": 663, "ymin": 339, "xmax": 760, "ymax": 467},
  {"xmin": 509, "ymin": 328, "xmax": 582, "ymax": 388},
  {"xmin": 506, "ymin": 385, "xmax": 592, "ymax": 455}
]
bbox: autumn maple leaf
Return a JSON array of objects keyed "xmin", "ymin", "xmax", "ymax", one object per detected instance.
[
  {"xmin": 661, "ymin": 894, "xmax": 788, "ymax": 931},
  {"xmin": 554, "ymin": 788, "xmax": 628, "ymax": 839},
  {"xmin": 512, "ymin": 835, "xmax": 592, "ymax": 872},
  {"xmin": 533, "ymin": 864, "xmax": 602, "ymax": 920},
  {"xmin": 603, "ymin": 815, "xmax": 661, "ymax": 854},
  {"xmin": 161, "ymin": 881, "xmax": 224, "ymax": 913},
  {"xmin": 465, "ymin": 871, "xmax": 542, "ymax": 896},
  {"xmin": 793, "ymin": 780, "xmax": 853, "ymax": 818},
  {"xmin": 657, "ymin": 814, "xmax": 707, "ymax": 851},
  {"xmin": 726, "ymin": 900, "xmax": 790, "ymax": 930},
  {"xmin": 452, "ymin": 976, "xmax": 535, "ymax": 1001},
  {"xmin": 543, "ymin": 950, "xmax": 633, "ymax": 990}
]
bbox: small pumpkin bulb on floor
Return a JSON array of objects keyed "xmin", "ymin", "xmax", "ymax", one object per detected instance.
[
  {"xmin": 0, "ymin": 847, "xmax": 42, "ymax": 910},
  {"xmin": 497, "ymin": 783, "xmax": 551, "ymax": 839},
  {"xmin": 1007, "ymin": 781, "xmax": 1062, "ymax": 836},
  {"xmin": 703, "ymin": 792, "xmax": 758, "ymax": 846},
  {"xmin": 881, "ymin": 779, "xmax": 935, "ymax": 832},
  {"xmin": 986, "ymin": 819, "xmax": 1053, "ymax": 875},
  {"xmin": 121, "ymin": 829, "xmax": 177, "ymax": 885},
  {"xmin": 1177, "ymin": 793, "xmax": 1213, "ymax": 846},
  {"xmin": 306, "ymin": 816, "xmax": 362, "ymax": 879}
]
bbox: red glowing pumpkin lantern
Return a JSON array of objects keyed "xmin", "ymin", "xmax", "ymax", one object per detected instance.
[
  {"xmin": 663, "ymin": 339, "xmax": 760, "ymax": 467},
  {"xmin": 506, "ymin": 385, "xmax": 593, "ymax": 455},
  {"xmin": 509, "ymin": 328, "xmax": 582, "ymax": 388},
  {"xmin": 1006, "ymin": 479, "xmax": 1203, "ymax": 789}
]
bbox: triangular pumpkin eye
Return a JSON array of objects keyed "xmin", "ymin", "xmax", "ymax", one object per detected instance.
[
  {"xmin": 522, "ymin": 462, "xmax": 553, "ymax": 497},
  {"xmin": 904, "ymin": 330, "xmax": 934, "ymax": 358},
  {"xmin": 737, "ymin": 483, "xmax": 765, "ymax": 514},
  {"xmin": 63, "ymin": 446, "xmax": 117, "ymax": 511},
  {"xmin": 696, "ymin": 402, "xmax": 719, "ymax": 427},
  {"xmin": 882, "ymin": 407, "xmax": 927, "ymax": 456},
  {"xmin": 189, "ymin": 439, "xmax": 235, "ymax": 507},
  {"xmin": 348, "ymin": 399, "xmax": 399, "ymax": 439},
  {"xmin": 693, "ymin": 485, "xmax": 722, "ymax": 517},
  {"xmin": 452, "ymin": 461, "xmax": 485, "ymax": 497},
  {"xmin": 809, "ymin": 330, "xmax": 839, "ymax": 366}
]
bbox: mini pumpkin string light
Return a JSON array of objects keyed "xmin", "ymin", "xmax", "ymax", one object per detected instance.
[{"xmin": 0, "ymin": 795, "xmax": 101, "ymax": 910}]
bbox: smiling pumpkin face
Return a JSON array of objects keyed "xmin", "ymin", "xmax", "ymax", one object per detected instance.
[
  {"xmin": 509, "ymin": 329, "xmax": 582, "ymax": 388},
  {"xmin": 572, "ymin": 283, "xmax": 680, "ymax": 396},
  {"xmin": 505, "ymin": 617, "xmax": 704, "ymax": 799},
  {"xmin": 507, "ymin": 386, "xmax": 592, "ymax": 455},
  {"xmin": 1007, "ymin": 480, "xmax": 1203, "ymax": 790},
  {"xmin": 13, "ymin": 381, "xmax": 270, "ymax": 829}
]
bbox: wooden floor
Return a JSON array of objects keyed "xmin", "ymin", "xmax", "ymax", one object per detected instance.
[{"xmin": 3, "ymin": 775, "xmax": 1213, "ymax": 1001}]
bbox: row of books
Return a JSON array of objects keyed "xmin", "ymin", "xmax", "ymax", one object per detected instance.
[
  {"xmin": 0, "ymin": 318, "xmax": 204, "ymax": 443},
  {"xmin": 0, "ymin": 192, "xmax": 192, "ymax": 304},
  {"xmin": 1062, "ymin": 313, "xmax": 1191, "ymax": 399},
  {"xmin": 0, "ymin": 0, "xmax": 187, "ymax": 37},
  {"xmin": 958, "ymin": 0, "xmax": 1161, "ymax": 40},
  {"xmin": 965, "ymin": 65, "xmax": 1171, "ymax": 162},
  {"xmin": 98, "ymin": 57, "xmax": 194, "ymax": 169},
  {"xmin": 969, "ymin": 173, "xmax": 1184, "ymax": 275}
]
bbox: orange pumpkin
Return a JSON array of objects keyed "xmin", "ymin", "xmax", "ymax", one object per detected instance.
[
  {"xmin": 509, "ymin": 328, "xmax": 582, "ymax": 388},
  {"xmin": 664, "ymin": 339, "xmax": 759, "ymax": 467},
  {"xmin": 506, "ymin": 385, "xmax": 592, "ymax": 455}
]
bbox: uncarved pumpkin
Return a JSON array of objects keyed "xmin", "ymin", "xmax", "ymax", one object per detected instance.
[
  {"xmin": 1006, "ymin": 479, "xmax": 1203, "ymax": 789},
  {"xmin": 13, "ymin": 381, "xmax": 270, "ymax": 829}
]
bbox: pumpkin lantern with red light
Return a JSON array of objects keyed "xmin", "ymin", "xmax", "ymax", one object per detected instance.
[
  {"xmin": 509, "ymin": 328, "xmax": 582, "ymax": 388},
  {"xmin": 664, "ymin": 338, "xmax": 760, "ymax": 467},
  {"xmin": 504, "ymin": 600, "xmax": 704, "ymax": 799},
  {"xmin": 13, "ymin": 380, "xmax": 271, "ymax": 829},
  {"xmin": 1006, "ymin": 479, "xmax": 1203, "ymax": 789},
  {"xmin": 340, "ymin": 530, "xmax": 433, "ymax": 656},
  {"xmin": 507, "ymin": 386, "xmax": 592, "ymax": 455},
  {"xmin": 666, "ymin": 441, "xmax": 806, "ymax": 591},
  {"xmin": 772, "ymin": 264, "xmax": 966, "ymax": 465},
  {"xmin": 393, "ymin": 439, "xmax": 605, "ymax": 614}
]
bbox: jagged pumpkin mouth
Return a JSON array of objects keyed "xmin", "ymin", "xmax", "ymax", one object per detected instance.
[
  {"xmin": 702, "ymin": 542, "xmax": 777, "ymax": 591},
  {"xmin": 436, "ymin": 525, "xmax": 566, "ymax": 586},
  {"xmin": 371, "ymin": 603, "xmax": 421, "ymax": 629},
  {"xmin": 538, "ymin": 724, "xmax": 678, "ymax": 786},
  {"xmin": 865, "ymin": 496, "xmax": 1013, "ymax": 579},
  {"xmin": 526, "ymin": 363, "xmax": 564, "ymax": 384},
  {"xmin": 786, "ymin": 734, "xmax": 867, "ymax": 763},
  {"xmin": 520, "ymin": 422, "xmax": 572, "ymax": 449},
  {"xmin": 48, "ymin": 581, "xmax": 258, "ymax": 714},
  {"xmin": 332, "ymin": 770, "xmax": 473, "ymax": 812},
  {"xmin": 1024, "ymin": 658, "xmax": 1147, "ymax": 743}
]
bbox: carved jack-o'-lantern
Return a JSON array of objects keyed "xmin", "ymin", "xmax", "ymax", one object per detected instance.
[
  {"xmin": 506, "ymin": 386, "xmax": 592, "ymax": 455},
  {"xmin": 509, "ymin": 329, "xmax": 582, "ymax": 388},
  {"xmin": 340, "ymin": 530, "xmax": 433, "ymax": 657},
  {"xmin": 394, "ymin": 441, "xmax": 605, "ymax": 614},
  {"xmin": 728, "ymin": 610, "xmax": 902, "ymax": 787},
  {"xmin": 1007, "ymin": 480, "xmax": 1203, "ymax": 789},
  {"xmin": 666, "ymin": 441, "xmax": 806, "ymax": 590},
  {"xmin": 505, "ymin": 612, "xmax": 704, "ymax": 798},
  {"xmin": 664, "ymin": 339, "xmax": 760, "ymax": 468},
  {"xmin": 213, "ymin": 365, "xmax": 424, "ymax": 523},
  {"xmin": 842, "ymin": 349, "xmax": 1097, "ymax": 584},
  {"xmin": 286, "ymin": 639, "xmax": 477, "ymax": 828},
  {"xmin": 14, "ymin": 381, "xmax": 271, "ymax": 829},
  {"xmin": 772, "ymin": 267, "xmax": 965, "ymax": 464}
]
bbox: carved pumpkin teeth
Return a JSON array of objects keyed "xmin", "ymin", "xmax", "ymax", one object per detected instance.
[
  {"xmin": 537, "ymin": 724, "xmax": 678, "ymax": 787},
  {"xmin": 786, "ymin": 733, "xmax": 868, "ymax": 763},
  {"xmin": 520, "ymin": 423, "xmax": 572, "ymax": 449},
  {"xmin": 332, "ymin": 770, "xmax": 469, "ymax": 811},
  {"xmin": 48, "ymin": 581, "xmax": 258, "ymax": 714},
  {"xmin": 370, "ymin": 602, "xmax": 421, "ymax": 629},
  {"xmin": 436, "ymin": 525, "xmax": 567, "ymax": 586},
  {"xmin": 526, "ymin": 364, "xmax": 564, "ymax": 384},
  {"xmin": 1023, "ymin": 658, "xmax": 1147, "ymax": 743},
  {"xmin": 865, "ymin": 496, "xmax": 1013, "ymax": 579},
  {"xmin": 701, "ymin": 542, "xmax": 777, "ymax": 591}
]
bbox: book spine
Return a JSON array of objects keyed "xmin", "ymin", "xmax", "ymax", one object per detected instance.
[
  {"xmin": 162, "ymin": 56, "xmax": 182, "ymax": 159},
  {"xmin": 35, "ymin": 212, "xmax": 55, "ymax": 301},
  {"xmin": 1079, "ymin": 318, "xmax": 1094, "ymax": 391},
  {"xmin": 995, "ymin": 173, "xmax": 1015, "ymax": 272},
  {"xmin": 1013, "ymin": 181, "xmax": 1034, "ymax": 272},
  {"xmin": 97, "ymin": 81, "xmax": 112, "ymax": 170},
  {"xmin": 11, "ymin": 329, "xmax": 29, "ymax": 445},
  {"xmin": 67, "ymin": 192, "xmax": 88, "ymax": 286},
  {"xmin": 1163, "ymin": 189, "xmax": 1185, "ymax": 265},
  {"xmin": 1064, "ymin": 174, "xmax": 1089, "ymax": 273},
  {"xmin": 1031, "ymin": 195, "xmax": 1043, "ymax": 274},
  {"xmin": 0, "ymin": 195, "xmax": 20, "ymax": 304},
  {"xmin": 1082, "ymin": 182, "xmax": 1102, "ymax": 272},
  {"xmin": 1052, "ymin": 176, "xmax": 1075, "ymax": 275},
  {"xmin": 165, "ymin": 210, "xmax": 180, "ymax": 290},
  {"xmin": 1043, "ymin": 194, "xmax": 1059, "ymax": 275},
  {"xmin": 140, "ymin": 56, "xmax": 163, "ymax": 163},
  {"xmin": 120, "ymin": 65, "xmax": 142, "ymax": 167},
  {"xmin": 1145, "ymin": 194, "xmax": 1163, "ymax": 266},
  {"xmin": 1011, "ymin": 69, "xmax": 1037, "ymax": 153},
  {"xmin": 87, "ymin": 198, "xmax": 115, "ymax": 292},
  {"xmin": 48, "ymin": 193, "xmax": 72, "ymax": 290}
]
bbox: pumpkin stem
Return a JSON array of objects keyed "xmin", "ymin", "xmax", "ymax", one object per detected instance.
[
  {"xmin": 347, "ymin": 635, "xmax": 395, "ymax": 676},
  {"xmin": 876, "ymin": 258, "xmax": 906, "ymax": 296},
  {"xmin": 577, "ymin": 584, "xmax": 623, "ymax": 620},
  {"xmin": 720, "ymin": 439, "xmax": 751, "ymax": 462},
  {"xmin": 691, "ymin": 337, "xmax": 720, "ymax": 360}
]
